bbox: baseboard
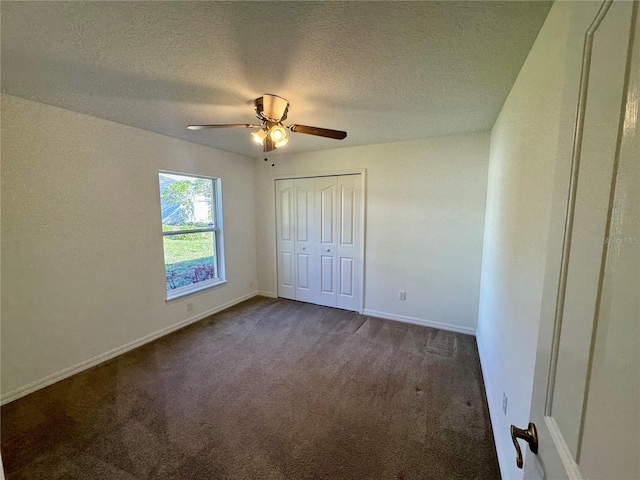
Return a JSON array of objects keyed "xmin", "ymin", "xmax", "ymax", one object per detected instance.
[
  {"xmin": 1, "ymin": 291, "xmax": 260, "ymax": 406},
  {"xmin": 257, "ymin": 290, "xmax": 277, "ymax": 298},
  {"xmin": 362, "ymin": 309, "xmax": 476, "ymax": 336},
  {"xmin": 477, "ymin": 334, "xmax": 509, "ymax": 480}
]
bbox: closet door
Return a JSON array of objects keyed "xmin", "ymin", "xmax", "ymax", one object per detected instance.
[
  {"xmin": 314, "ymin": 176, "xmax": 338, "ymax": 307},
  {"xmin": 336, "ymin": 174, "xmax": 362, "ymax": 311},
  {"xmin": 276, "ymin": 174, "xmax": 362, "ymax": 312},
  {"xmin": 293, "ymin": 178, "xmax": 316, "ymax": 303},
  {"xmin": 275, "ymin": 179, "xmax": 295, "ymax": 300}
]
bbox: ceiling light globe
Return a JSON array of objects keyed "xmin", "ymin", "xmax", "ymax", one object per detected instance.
[
  {"xmin": 252, "ymin": 129, "xmax": 267, "ymax": 145},
  {"xmin": 274, "ymin": 137, "xmax": 289, "ymax": 148},
  {"xmin": 269, "ymin": 125, "xmax": 286, "ymax": 142}
]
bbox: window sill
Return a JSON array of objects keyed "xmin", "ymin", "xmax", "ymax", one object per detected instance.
[{"xmin": 165, "ymin": 278, "xmax": 227, "ymax": 303}]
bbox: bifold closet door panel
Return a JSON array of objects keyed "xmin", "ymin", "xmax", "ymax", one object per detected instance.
[
  {"xmin": 275, "ymin": 179, "xmax": 295, "ymax": 300},
  {"xmin": 276, "ymin": 180, "xmax": 296, "ymax": 300},
  {"xmin": 314, "ymin": 176, "xmax": 338, "ymax": 307},
  {"xmin": 336, "ymin": 175, "xmax": 361, "ymax": 312},
  {"xmin": 293, "ymin": 177, "xmax": 316, "ymax": 304}
]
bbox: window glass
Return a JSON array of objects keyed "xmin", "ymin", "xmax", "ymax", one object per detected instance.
[
  {"xmin": 160, "ymin": 174, "xmax": 214, "ymax": 229},
  {"xmin": 159, "ymin": 172, "xmax": 224, "ymax": 296}
]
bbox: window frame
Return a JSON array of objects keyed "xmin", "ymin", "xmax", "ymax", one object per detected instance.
[{"xmin": 159, "ymin": 170, "xmax": 226, "ymax": 302}]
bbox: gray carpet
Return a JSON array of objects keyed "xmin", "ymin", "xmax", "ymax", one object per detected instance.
[{"xmin": 1, "ymin": 296, "xmax": 500, "ymax": 479}]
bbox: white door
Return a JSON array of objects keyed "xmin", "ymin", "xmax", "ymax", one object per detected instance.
[
  {"xmin": 315, "ymin": 175, "xmax": 338, "ymax": 307},
  {"xmin": 275, "ymin": 174, "xmax": 363, "ymax": 312},
  {"xmin": 275, "ymin": 179, "xmax": 295, "ymax": 300},
  {"xmin": 294, "ymin": 177, "xmax": 316, "ymax": 304},
  {"xmin": 518, "ymin": 2, "xmax": 639, "ymax": 479},
  {"xmin": 336, "ymin": 175, "xmax": 362, "ymax": 311}
]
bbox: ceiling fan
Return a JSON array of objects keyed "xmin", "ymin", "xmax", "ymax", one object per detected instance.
[{"xmin": 187, "ymin": 94, "xmax": 347, "ymax": 152}]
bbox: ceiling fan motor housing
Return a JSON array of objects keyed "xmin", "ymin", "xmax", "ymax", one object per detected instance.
[{"xmin": 255, "ymin": 94, "xmax": 289, "ymax": 122}]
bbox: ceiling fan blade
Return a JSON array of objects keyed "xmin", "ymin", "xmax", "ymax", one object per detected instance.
[
  {"xmin": 187, "ymin": 124, "xmax": 259, "ymax": 130},
  {"xmin": 288, "ymin": 124, "xmax": 347, "ymax": 140}
]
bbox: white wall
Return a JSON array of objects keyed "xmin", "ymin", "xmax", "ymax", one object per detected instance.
[
  {"xmin": 476, "ymin": 2, "xmax": 587, "ymax": 479},
  {"xmin": 0, "ymin": 94, "xmax": 258, "ymax": 401},
  {"xmin": 254, "ymin": 132, "xmax": 489, "ymax": 333},
  {"xmin": 0, "ymin": 115, "xmax": 4, "ymax": 477}
]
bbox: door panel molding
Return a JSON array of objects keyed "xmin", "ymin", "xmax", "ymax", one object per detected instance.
[
  {"xmin": 320, "ymin": 185, "xmax": 335, "ymax": 244},
  {"xmin": 544, "ymin": 417, "xmax": 582, "ymax": 480},
  {"xmin": 545, "ymin": 0, "xmax": 615, "ymax": 419},
  {"xmin": 279, "ymin": 187, "xmax": 293, "ymax": 241},
  {"xmin": 320, "ymin": 255, "xmax": 334, "ymax": 293},
  {"xmin": 281, "ymin": 252, "xmax": 293, "ymax": 287},
  {"xmin": 340, "ymin": 184, "xmax": 356, "ymax": 246},
  {"xmin": 340, "ymin": 258, "xmax": 354, "ymax": 296}
]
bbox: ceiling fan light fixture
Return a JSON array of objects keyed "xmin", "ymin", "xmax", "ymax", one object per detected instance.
[
  {"xmin": 269, "ymin": 124, "xmax": 287, "ymax": 142},
  {"xmin": 251, "ymin": 128, "xmax": 268, "ymax": 145},
  {"xmin": 274, "ymin": 137, "xmax": 289, "ymax": 148},
  {"xmin": 187, "ymin": 94, "xmax": 347, "ymax": 150}
]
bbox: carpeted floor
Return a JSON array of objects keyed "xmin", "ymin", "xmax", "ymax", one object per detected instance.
[{"xmin": 1, "ymin": 296, "xmax": 500, "ymax": 479}]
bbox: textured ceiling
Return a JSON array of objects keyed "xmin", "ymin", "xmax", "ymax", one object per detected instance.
[{"xmin": 1, "ymin": 1, "xmax": 551, "ymax": 158}]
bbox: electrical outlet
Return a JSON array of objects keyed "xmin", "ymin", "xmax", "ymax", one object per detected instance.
[
  {"xmin": 502, "ymin": 393, "xmax": 508, "ymax": 415},
  {"xmin": 249, "ymin": 281, "xmax": 254, "ymax": 289},
  {"xmin": 187, "ymin": 302, "xmax": 193, "ymax": 313},
  {"xmin": 399, "ymin": 291, "xmax": 406, "ymax": 301}
]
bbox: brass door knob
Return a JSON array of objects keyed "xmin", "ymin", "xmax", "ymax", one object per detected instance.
[{"xmin": 510, "ymin": 422, "xmax": 538, "ymax": 469}]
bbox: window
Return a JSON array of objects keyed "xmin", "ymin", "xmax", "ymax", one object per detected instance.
[{"xmin": 159, "ymin": 171, "xmax": 225, "ymax": 299}]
